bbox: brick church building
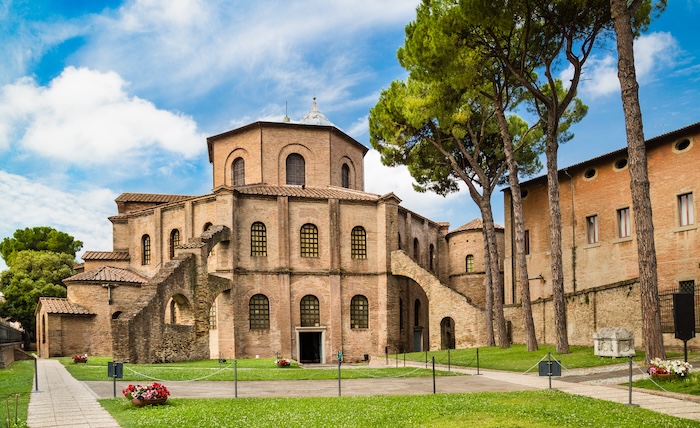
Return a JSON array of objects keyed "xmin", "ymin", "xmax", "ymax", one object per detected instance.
[{"xmin": 35, "ymin": 101, "xmax": 497, "ymax": 363}]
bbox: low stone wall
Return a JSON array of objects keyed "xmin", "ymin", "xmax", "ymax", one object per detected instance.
[{"xmin": 0, "ymin": 343, "xmax": 24, "ymax": 368}]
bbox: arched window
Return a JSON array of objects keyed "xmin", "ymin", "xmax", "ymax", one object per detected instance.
[
  {"xmin": 112, "ymin": 311, "xmax": 122, "ymax": 320},
  {"xmin": 286, "ymin": 153, "xmax": 305, "ymax": 186},
  {"xmin": 300, "ymin": 223, "xmax": 318, "ymax": 257},
  {"xmin": 42, "ymin": 315, "xmax": 46, "ymax": 344},
  {"xmin": 300, "ymin": 295, "xmax": 320, "ymax": 327},
  {"xmin": 232, "ymin": 157, "xmax": 245, "ymax": 186},
  {"xmin": 466, "ymin": 254, "xmax": 475, "ymax": 273},
  {"xmin": 169, "ymin": 229, "xmax": 180, "ymax": 259},
  {"xmin": 249, "ymin": 294, "xmax": 270, "ymax": 329},
  {"xmin": 429, "ymin": 244, "xmax": 435, "ymax": 271},
  {"xmin": 141, "ymin": 234, "xmax": 151, "ymax": 265},
  {"xmin": 203, "ymin": 222, "xmax": 213, "ymax": 232},
  {"xmin": 350, "ymin": 295, "xmax": 369, "ymax": 329},
  {"xmin": 251, "ymin": 222, "xmax": 267, "ymax": 256},
  {"xmin": 413, "ymin": 238, "xmax": 419, "ymax": 262},
  {"xmin": 414, "ymin": 299, "xmax": 421, "ymax": 327},
  {"xmin": 351, "ymin": 226, "xmax": 367, "ymax": 259},
  {"xmin": 341, "ymin": 163, "xmax": 350, "ymax": 188}
]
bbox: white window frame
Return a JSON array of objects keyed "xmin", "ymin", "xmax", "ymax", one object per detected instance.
[
  {"xmin": 617, "ymin": 207, "xmax": 631, "ymax": 238},
  {"xmin": 586, "ymin": 215, "xmax": 598, "ymax": 244},
  {"xmin": 679, "ymin": 193, "xmax": 694, "ymax": 227}
]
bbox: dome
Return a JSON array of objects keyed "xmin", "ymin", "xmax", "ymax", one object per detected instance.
[{"xmin": 299, "ymin": 97, "xmax": 334, "ymax": 126}]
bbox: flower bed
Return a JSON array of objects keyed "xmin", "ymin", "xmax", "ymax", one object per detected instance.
[
  {"xmin": 72, "ymin": 354, "xmax": 88, "ymax": 363},
  {"xmin": 123, "ymin": 382, "xmax": 170, "ymax": 406},
  {"xmin": 276, "ymin": 358, "xmax": 291, "ymax": 367},
  {"xmin": 647, "ymin": 358, "xmax": 692, "ymax": 378}
]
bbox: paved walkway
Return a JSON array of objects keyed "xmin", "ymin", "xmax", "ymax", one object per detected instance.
[
  {"xmin": 28, "ymin": 359, "xmax": 120, "ymax": 428},
  {"xmin": 28, "ymin": 358, "xmax": 700, "ymax": 427}
]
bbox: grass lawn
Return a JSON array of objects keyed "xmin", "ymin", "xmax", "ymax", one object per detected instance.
[
  {"xmin": 99, "ymin": 389, "xmax": 700, "ymax": 428},
  {"xmin": 632, "ymin": 372, "xmax": 700, "ymax": 396},
  {"xmin": 61, "ymin": 356, "xmax": 459, "ymax": 382},
  {"xmin": 0, "ymin": 359, "xmax": 34, "ymax": 427}
]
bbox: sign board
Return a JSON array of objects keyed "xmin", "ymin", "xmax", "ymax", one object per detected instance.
[
  {"xmin": 108, "ymin": 361, "xmax": 123, "ymax": 379},
  {"xmin": 538, "ymin": 360, "xmax": 562, "ymax": 377}
]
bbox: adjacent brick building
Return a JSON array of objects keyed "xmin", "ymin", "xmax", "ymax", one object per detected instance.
[{"xmin": 35, "ymin": 101, "xmax": 498, "ymax": 363}]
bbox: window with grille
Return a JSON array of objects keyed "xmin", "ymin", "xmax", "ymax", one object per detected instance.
[
  {"xmin": 351, "ymin": 226, "xmax": 367, "ymax": 259},
  {"xmin": 679, "ymin": 193, "xmax": 694, "ymax": 226},
  {"xmin": 251, "ymin": 222, "xmax": 267, "ymax": 256},
  {"xmin": 466, "ymin": 254, "xmax": 474, "ymax": 273},
  {"xmin": 350, "ymin": 295, "xmax": 369, "ymax": 329},
  {"xmin": 300, "ymin": 223, "xmax": 318, "ymax": 257},
  {"xmin": 679, "ymin": 280, "xmax": 696, "ymax": 294},
  {"xmin": 341, "ymin": 163, "xmax": 350, "ymax": 188},
  {"xmin": 249, "ymin": 294, "xmax": 270, "ymax": 329},
  {"xmin": 586, "ymin": 215, "xmax": 599, "ymax": 244},
  {"xmin": 233, "ymin": 157, "xmax": 245, "ymax": 186},
  {"xmin": 170, "ymin": 229, "xmax": 180, "ymax": 259},
  {"xmin": 286, "ymin": 153, "xmax": 305, "ymax": 185},
  {"xmin": 524, "ymin": 230, "xmax": 530, "ymax": 255},
  {"xmin": 617, "ymin": 208, "xmax": 631, "ymax": 238},
  {"xmin": 300, "ymin": 295, "xmax": 320, "ymax": 327},
  {"xmin": 209, "ymin": 300, "xmax": 217, "ymax": 330},
  {"xmin": 142, "ymin": 234, "xmax": 151, "ymax": 265}
]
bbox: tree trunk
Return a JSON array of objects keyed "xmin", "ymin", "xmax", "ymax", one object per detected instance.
[
  {"xmin": 545, "ymin": 117, "xmax": 569, "ymax": 354},
  {"xmin": 496, "ymin": 110, "xmax": 538, "ymax": 351},
  {"xmin": 610, "ymin": 0, "xmax": 665, "ymax": 362},
  {"xmin": 482, "ymin": 230, "xmax": 495, "ymax": 347},
  {"xmin": 481, "ymin": 197, "xmax": 509, "ymax": 348}
]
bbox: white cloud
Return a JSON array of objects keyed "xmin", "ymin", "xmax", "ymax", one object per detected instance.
[
  {"xmin": 575, "ymin": 32, "xmax": 680, "ymax": 99},
  {"xmin": 0, "ymin": 67, "xmax": 205, "ymax": 165},
  {"xmin": 363, "ymin": 149, "xmax": 479, "ymax": 227},
  {"xmin": 0, "ymin": 170, "xmax": 116, "ymax": 270}
]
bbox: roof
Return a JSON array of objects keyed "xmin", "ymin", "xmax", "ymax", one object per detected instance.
[
  {"xmin": 64, "ymin": 266, "xmax": 148, "ymax": 285},
  {"xmin": 299, "ymin": 98, "xmax": 334, "ymax": 126},
  {"xmin": 115, "ymin": 193, "xmax": 194, "ymax": 204},
  {"xmin": 515, "ymin": 122, "xmax": 700, "ymax": 188},
  {"xmin": 82, "ymin": 251, "xmax": 130, "ymax": 261},
  {"xmin": 38, "ymin": 297, "xmax": 92, "ymax": 315},
  {"xmin": 448, "ymin": 218, "xmax": 504, "ymax": 235},
  {"xmin": 235, "ymin": 184, "xmax": 380, "ymax": 201}
]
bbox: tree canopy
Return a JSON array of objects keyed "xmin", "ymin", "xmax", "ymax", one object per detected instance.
[{"xmin": 0, "ymin": 226, "xmax": 83, "ymax": 264}]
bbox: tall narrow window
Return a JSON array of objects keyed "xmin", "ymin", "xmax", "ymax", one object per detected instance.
[
  {"xmin": 413, "ymin": 238, "xmax": 419, "ymax": 262},
  {"xmin": 399, "ymin": 298, "xmax": 404, "ymax": 331},
  {"xmin": 232, "ymin": 157, "xmax": 245, "ymax": 186},
  {"xmin": 429, "ymin": 244, "xmax": 435, "ymax": 271},
  {"xmin": 617, "ymin": 208, "xmax": 631, "ymax": 238},
  {"xmin": 286, "ymin": 153, "xmax": 305, "ymax": 185},
  {"xmin": 142, "ymin": 234, "xmax": 151, "ymax": 265},
  {"xmin": 300, "ymin": 295, "xmax": 320, "ymax": 327},
  {"xmin": 300, "ymin": 223, "xmax": 318, "ymax": 257},
  {"xmin": 414, "ymin": 299, "xmax": 421, "ymax": 327},
  {"xmin": 466, "ymin": 254, "xmax": 474, "ymax": 273},
  {"xmin": 586, "ymin": 215, "xmax": 599, "ymax": 244},
  {"xmin": 209, "ymin": 300, "xmax": 217, "ymax": 330},
  {"xmin": 679, "ymin": 193, "xmax": 694, "ymax": 226},
  {"xmin": 398, "ymin": 233, "xmax": 402, "ymax": 250},
  {"xmin": 251, "ymin": 222, "xmax": 267, "ymax": 256},
  {"xmin": 351, "ymin": 226, "xmax": 367, "ymax": 259},
  {"xmin": 170, "ymin": 299, "xmax": 176, "ymax": 324},
  {"xmin": 341, "ymin": 163, "xmax": 350, "ymax": 188},
  {"xmin": 169, "ymin": 229, "xmax": 180, "ymax": 259},
  {"xmin": 350, "ymin": 295, "xmax": 369, "ymax": 329},
  {"xmin": 249, "ymin": 294, "xmax": 270, "ymax": 329},
  {"xmin": 524, "ymin": 230, "xmax": 530, "ymax": 255}
]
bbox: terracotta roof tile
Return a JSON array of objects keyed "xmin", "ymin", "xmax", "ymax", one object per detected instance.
[
  {"xmin": 236, "ymin": 185, "xmax": 379, "ymax": 201},
  {"xmin": 448, "ymin": 218, "xmax": 504, "ymax": 235},
  {"xmin": 115, "ymin": 193, "xmax": 195, "ymax": 204},
  {"xmin": 65, "ymin": 266, "xmax": 148, "ymax": 284},
  {"xmin": 39, "ymin": 297, "xmax": 92, "ymax": 315},
  {"xmin": 82, "ymin": 251, "xmax": 130, "ymax": 261}
]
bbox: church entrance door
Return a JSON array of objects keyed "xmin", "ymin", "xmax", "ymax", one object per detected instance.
[{"xmin": 299, "ymin": 331, "xmax": 322, "ymax": 363}]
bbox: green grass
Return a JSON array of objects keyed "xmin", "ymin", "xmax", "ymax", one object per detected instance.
[
  {"xmin": 61, "ymin": 356, "xmax": 458, "ymax": 382},
  {"xmin": 399, "ymin": 345, "xmax": 700, "ymax": 372},
  {"xmin": 98, "ymin": 390, "xmax": 699, "ymax": 427},
  {"xmin": 0, "ymin": 359, "xmax": 34, "ymax": 428},
  {"xmin": 632, "ymin": 372, "xmax": 700, "ymax": 395}
]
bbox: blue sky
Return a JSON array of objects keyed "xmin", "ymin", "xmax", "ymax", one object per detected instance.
[{"xmin": 1, "ymin": 0, "xmax": 699, "ymax": 269}]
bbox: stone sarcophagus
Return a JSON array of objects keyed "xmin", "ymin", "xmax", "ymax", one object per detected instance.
[{"xmin": 593, "ymin": 327, "xmax": 635, "ymax": 358}]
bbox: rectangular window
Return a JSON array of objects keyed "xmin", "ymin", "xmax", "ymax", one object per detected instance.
[
  {"xmin": 586, "ymin": 215, "xmax": 598, "ymax": 244},
  {"xmin": 617, "ymin": 208, "xmax": 631, "ymax": 238},
  {"xmin": 679, "ymin": 193, "xmax": 694, "ymax": 226},
  {"xmin": 209, "ymin": 301, "xmax": 217, "ymax": 330},
  {"xmin": 524, "ymin": 230, "xmax": 530, "ymax": 255}
]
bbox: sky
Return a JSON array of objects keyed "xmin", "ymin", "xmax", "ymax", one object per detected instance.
[{"xmin": 1, "ymin": 0, "xmax": 699, "ymax": 270}]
